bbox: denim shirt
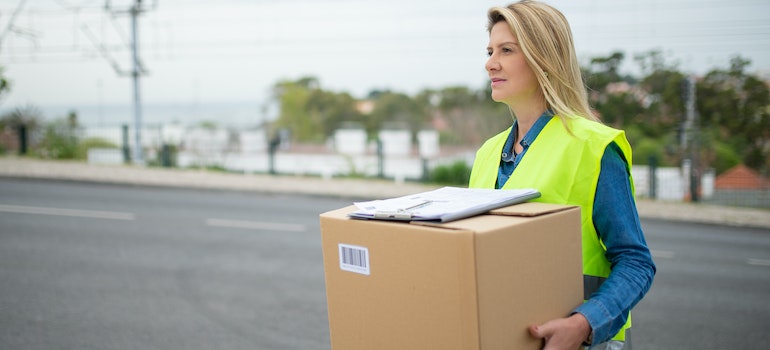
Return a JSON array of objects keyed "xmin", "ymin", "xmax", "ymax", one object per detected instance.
[{"xmin": 497, "ymin": 114, "xmax": 656, "ymax": 344}]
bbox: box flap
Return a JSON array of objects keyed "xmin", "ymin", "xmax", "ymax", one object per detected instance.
[
  {"xmin": 413, "ymin": 213, "xmax": 528, "ymax": 233},
  {"xmin": 320, "ymin": 205, "xmax": 358, "ymax": 220},
  {"xmin": 488, "ymin": 202, "xmax": 575, "ymax": 217}
]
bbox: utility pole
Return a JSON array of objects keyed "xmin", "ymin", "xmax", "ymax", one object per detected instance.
[
  {"xmin": 130, "ymin": 0, "xmax": 144, "ymax": 164},
  {"xmin": 101, "ymin": 0, "xmax": 156, "ymax": 165},
  {"xmin": 682, "ymin": 75, "xmax": 699, "ymax": 202}
]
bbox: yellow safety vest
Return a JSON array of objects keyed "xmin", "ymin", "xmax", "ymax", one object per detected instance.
[{"xmin": 469, "ymin": 116, "xmax": 633, "ymax": 342}]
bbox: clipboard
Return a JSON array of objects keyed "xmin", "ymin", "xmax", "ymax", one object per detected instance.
[{"xmin": 348, "ymin": 186, "xmax": 541, "ymax": 223}]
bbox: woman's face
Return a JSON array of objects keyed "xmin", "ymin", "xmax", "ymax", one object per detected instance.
[{"xmin": 485, "ymin": 21, "xmax": 541, "ymax": 106}]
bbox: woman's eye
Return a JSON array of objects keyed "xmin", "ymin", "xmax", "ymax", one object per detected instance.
[{"xmin": 486, "ymin": 50, "xmax": 493, "ymax": 57}]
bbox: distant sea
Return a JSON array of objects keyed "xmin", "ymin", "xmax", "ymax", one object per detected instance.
[{"xmin": 1, "ymin": 100, "xmax": 278, "ymax": 129}]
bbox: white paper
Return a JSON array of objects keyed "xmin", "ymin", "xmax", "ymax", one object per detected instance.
[{"xmin": 350, "ymin": 186, "xmax": 540, "ymax": 222}]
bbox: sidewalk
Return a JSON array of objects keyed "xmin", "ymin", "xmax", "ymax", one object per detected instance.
[{"xmin": 1, "ymin": 157, "xmax": 769, "ymax": 229}]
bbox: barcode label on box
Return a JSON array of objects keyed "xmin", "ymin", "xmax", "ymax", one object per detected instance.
[{"xmin": 338, "ymin": 244, "xmax": 370, "ymax": 275}]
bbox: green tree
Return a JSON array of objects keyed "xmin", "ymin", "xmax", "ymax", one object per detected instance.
[
  {"xmin": 307, "ymin": 89, "xmax": 362, "ymax": 140},
  {"xmin": 633, "ymin": 49, "xmax": 681, "ymax": 77},
  {"xmin": 271, "ymin": 77, "xmax": 317, "ymax": 142},
  {"xmin": 707, "ymin": 130, "xmax": 743, "ymax": 174},
  {"xmin": 585, "ymin": 51, "xmax": 628, "ymax": 92},
  {"xmin": 272, "ymin": 76, "xmax": 362, "ymax": 143},
  {"xmin": 368, "ymin": 90, "xmax": 426, "ymax": 139},
  {"xmin": 697, "ymin": 56, "xmax": 770, "ymax": 174},
  {"xmin": 633, "ymin": 49, "xmax": 685, "ymax": 141},
  {"xmin": 0, "ymin": 66, "xmax": 10, "ymax": 104},
  {"xmin": 579, "ymin": 51, "xmax": 691, "ymax": 167},
  {"xmin": 634, "ymin": 68, "xmax": 686, "ymax": 163},
  {"xmin": 584, "ymin": 51, "xmax": 643, "ymax": 128}
]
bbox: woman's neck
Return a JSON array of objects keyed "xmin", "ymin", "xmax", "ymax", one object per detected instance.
[
  {"xmin": 511, "ymin": 106, "xmax": 546, "ymax": 142},
  {"xmin": 508, "ymin": 90, "xmax": 546, "ymax": 126}
]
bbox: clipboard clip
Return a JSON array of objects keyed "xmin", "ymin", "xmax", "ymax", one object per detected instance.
[{"xmin": 373, "ymin": 211, "xmax": 413, "ymax": 220}]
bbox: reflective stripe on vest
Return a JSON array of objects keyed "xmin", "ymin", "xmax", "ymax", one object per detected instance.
[{"xmin": 469, "ymin": 116, "xmax": 633, "ymax": 342}]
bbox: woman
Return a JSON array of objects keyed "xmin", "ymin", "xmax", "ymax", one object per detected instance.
[{"xmin": 468, "ymin": 1, "xmax": 656, "ymax": 349}]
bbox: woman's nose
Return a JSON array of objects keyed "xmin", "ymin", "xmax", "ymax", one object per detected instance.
[{"xmin": 485, "ymin": 56, "xmax": 499, "ymax": 72}]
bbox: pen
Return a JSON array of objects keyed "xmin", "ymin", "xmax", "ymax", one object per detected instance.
[{"xmin": 398, "ymin": 200, "xmax": 432, "ymax": 213}]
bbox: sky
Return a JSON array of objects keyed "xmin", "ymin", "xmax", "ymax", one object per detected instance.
[{"xmin": 1, "ymin": 0, "xmax": 769, "ymax": 124}]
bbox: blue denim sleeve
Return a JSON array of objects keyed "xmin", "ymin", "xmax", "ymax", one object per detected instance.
[{"xmin": 573, "ymin": 142, "xmax": 657, "ymax": 344}]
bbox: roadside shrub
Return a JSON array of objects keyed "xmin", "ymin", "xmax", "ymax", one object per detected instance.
[
  {"xmin": 430, "ymin": 160, "xmax": 471, "ymax": 186},
  {"xmin": 713, "ymin": 142, "xmax": 742, "ymax": 174},
  {"xmin": 632, "ymin": 138, "xmax": 666, "ymax": 166},
  {"xmin": 34, "ymin": 119, "xmax": 78, "ymax": 159}
]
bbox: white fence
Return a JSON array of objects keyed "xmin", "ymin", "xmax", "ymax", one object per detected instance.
[
  {"xmin": 85, "ymin": 125, "xmax": 469, "ymax": 181},
  {"xmin": 632, "ymin": 165, "xmax": 715, "ymax": 201}
]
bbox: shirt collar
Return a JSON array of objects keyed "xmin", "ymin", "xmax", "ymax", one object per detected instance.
[{"xmin": 501, "ymin": 111, "xmax": 554, "ymax": 162}]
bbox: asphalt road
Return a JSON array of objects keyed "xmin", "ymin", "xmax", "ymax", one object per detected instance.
[
  {"xmin": 1, "ymin": 178, "xmax": 769, "ymax": 350},
  {"xmin": 633, "ymin": 219, "xmax": 770, "ymax": 349}
]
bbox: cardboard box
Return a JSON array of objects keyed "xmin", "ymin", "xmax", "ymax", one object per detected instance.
[{"xmin": 319, "ymin": 202, "xmax": 584, "ymax": 350}]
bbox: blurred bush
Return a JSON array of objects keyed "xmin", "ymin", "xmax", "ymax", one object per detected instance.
[{"xmin": 430, "ymin": 160, "xmax": 471, "ymax": 186}]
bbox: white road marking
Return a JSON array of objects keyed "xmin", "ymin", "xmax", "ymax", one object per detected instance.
[
  {"xmin": 206, "ymin": 218, "xmax": 305, "ymax": 232},
  {"xmin": 651, "ymin": 250, "xmax": 675, "ymax": 259},
  {"xmin": 747, "ymin": 258, "xmax": 770, "ymax": 267},
  {"xmin": 0, "ymin": 204, "xmax": 135, "ymax": 220}
]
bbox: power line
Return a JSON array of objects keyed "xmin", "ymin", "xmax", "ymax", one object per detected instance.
[
  {"xmin": 0, "ymin": 0, "xmax": 29, "ymax": 47},
  {"xmin": 2, "ymin": 1, "xmax": 769, "ymax": 93}
]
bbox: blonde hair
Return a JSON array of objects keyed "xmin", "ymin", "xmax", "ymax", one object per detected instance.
[{"xmin": 488, "ymin": 1, "xmax": 598, "ymax": 122}]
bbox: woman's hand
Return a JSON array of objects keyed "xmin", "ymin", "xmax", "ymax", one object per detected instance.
[{"xmin": 528, "ymin": 313, "xmax": 591, "ymax": 350}]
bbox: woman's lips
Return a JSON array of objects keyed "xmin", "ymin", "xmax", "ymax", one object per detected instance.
[{"xmin": 490, "ymin": 78, "xmax": 506, "ymax": 87}]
